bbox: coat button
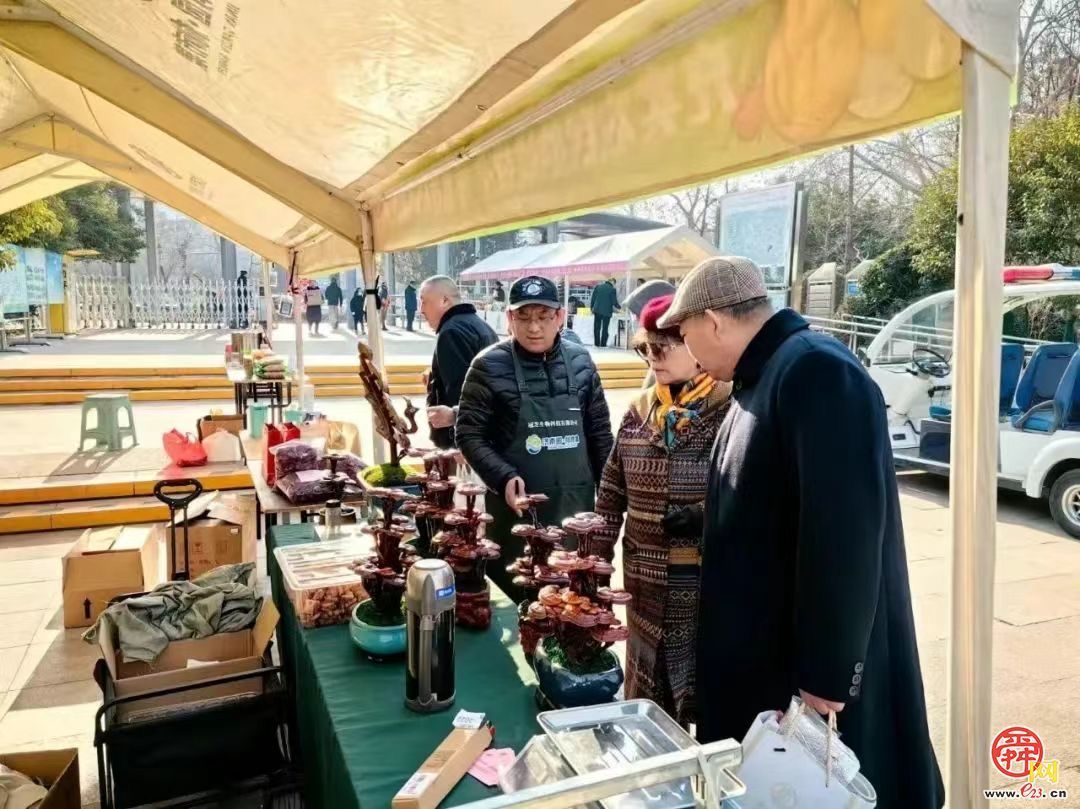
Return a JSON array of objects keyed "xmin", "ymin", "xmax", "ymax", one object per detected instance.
[
  {"xmin": 849, "ymin": 685, "xmax": 859, "ymax": 697},
  {"xmin": 852, "ymin": 674, "xmax": 862, "ymax": 685},
  {"xmin": 854, "ymin": 662, "xmax": 864, "ymax": 674}
]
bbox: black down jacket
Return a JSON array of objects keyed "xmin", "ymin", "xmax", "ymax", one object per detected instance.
[
  {"xmin": 426, "ymin": 303, "xmax": 497, "ymax": 449},
  {"xmin": 456, "ymin": 336, "xmax": 614, "ymax": 496}
]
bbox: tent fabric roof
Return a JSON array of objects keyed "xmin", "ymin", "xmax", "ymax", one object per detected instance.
[
  {"xmin": 459, "ymin": 224, "xmax": 718, "ymax": 281},
  {"xmin": 0, "ymin": 1, "xmax": 1015, "ymax": 276}
]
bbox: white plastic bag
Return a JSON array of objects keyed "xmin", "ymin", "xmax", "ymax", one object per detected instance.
[
  {"xmin": 201, "ymin": 430, "xmax": 242, "ymax": 463},
  {"xmin": 736, "ymin": 697, "xmax": 877, "ymax": 809}
]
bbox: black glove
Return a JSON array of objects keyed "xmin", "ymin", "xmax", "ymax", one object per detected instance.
[{"xmin": 661, "ymin": 503, "xmax": 704, "ymax": 538}]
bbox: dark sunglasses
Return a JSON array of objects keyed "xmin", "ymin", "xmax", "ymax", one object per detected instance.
[{"xmin": 634, "ymin": 341, "xmax": 681, "ymax": 361}]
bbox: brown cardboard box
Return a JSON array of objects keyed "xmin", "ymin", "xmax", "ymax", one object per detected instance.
[
  {"xmin": 0, "ymin": 748, "xmax": 80, "ymax": 809},
  {"xmin": 97, "ymin": 600, "xmax": 278, "ymax": 721},
  {"xmin": 392, "ymin": 726, "xmax": 493, "ymax": 809},
  {"xmin": 62, "ymin": 525, "xmax": 161, "ymax": 629},
  {"xmin": 160, "ymin": 491, "xmax": 256, "ymax": 580}
]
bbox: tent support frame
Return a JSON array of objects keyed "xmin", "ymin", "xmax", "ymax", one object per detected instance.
[{"xmin": 946, "ymin": 45, "xmax": 1011, "ymax": 808}]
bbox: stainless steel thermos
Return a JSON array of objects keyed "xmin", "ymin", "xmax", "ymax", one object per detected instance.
[{"xmin": 405, "ymin": 559, "xmax": 456, "ymax": 712}]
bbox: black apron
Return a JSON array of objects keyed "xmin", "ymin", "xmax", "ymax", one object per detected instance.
[{"xmin": 486, "ymin": 344, "xmax": 596, "ymax": 604}]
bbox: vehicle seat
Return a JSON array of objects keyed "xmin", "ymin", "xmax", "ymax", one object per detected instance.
[
  {"xmin": 1009, "ymin": 343, "xmax": 1077, "ymax": 427},
  {"xmin": 928, "ymin": 342, "xmax": 1027, "ymax": 421},
  {"xmin": 1013, "ymin": 349, "xmax": 1080, "ymax": 433}
]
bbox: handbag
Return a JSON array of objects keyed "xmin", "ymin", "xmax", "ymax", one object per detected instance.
[
  {"xmin": 736, "ymin": 696, "xmax": 877, "ymax": 808},
  {"xmin": 162, "ymin": 430, "xmax": 208, "ymax": 467},
  {"xmin": 202, "ymin": 430, "xmax": 242, "ymax": 463}
]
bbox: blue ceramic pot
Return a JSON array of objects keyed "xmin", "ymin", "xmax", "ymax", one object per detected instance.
[
  {"xmin": 350, "ymin": 601, "xmax": 406, "ymax": 657},
  {"xmin": 533, "ymin": 640, "xmax": 623, "ymax": 708}
]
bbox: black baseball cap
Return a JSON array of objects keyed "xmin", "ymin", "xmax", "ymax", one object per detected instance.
[{"xmin": 509, "ymin": 276, "xmax": 561, "ymax": 310}]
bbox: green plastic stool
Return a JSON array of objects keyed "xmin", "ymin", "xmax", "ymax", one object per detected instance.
[{"xmin": 80, "ymin": 393, "xmax": 138, "ymax": 451}]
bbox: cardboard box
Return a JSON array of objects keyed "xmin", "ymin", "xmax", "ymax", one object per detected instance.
[
  {"xmin": 97, "ymin": 599, "xmax": 278, "ymax": 721},
  {"xmin": 62, "ymin": 525, "xmax": 161, "ymax": 629},
  {"xmin": 160, "ymin": 491, "xmax": 257, "ymax": 580},
  {"xmin": 392, "ymin": 726, "xmax": 493, "ymax": 809},
  {"xmin": 0, "ymin": 748, "xmax": 80, "ymax": 809}
]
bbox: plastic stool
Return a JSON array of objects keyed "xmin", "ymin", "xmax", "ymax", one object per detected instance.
[{"xmin": 80, "ymin": 393, "xmax": 138, "ymax": 451}]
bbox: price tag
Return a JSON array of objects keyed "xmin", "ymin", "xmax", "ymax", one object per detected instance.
[{"xmin": 452, "ymin": 710, "xmax": 486, "ymax": 729}]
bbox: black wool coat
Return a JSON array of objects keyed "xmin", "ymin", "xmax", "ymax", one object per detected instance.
[
  {"xmin": 426, "ymin": 303, "xmax": 497, "ymax": 448},
  {"xmin": 697, "ymin": 309, "xmax": 943, "ymax": 809}
]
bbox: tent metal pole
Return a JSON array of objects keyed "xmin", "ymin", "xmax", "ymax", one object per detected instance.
[
  {"xmin": 361, "ymin": 208, "xmax": 388, "ymax": 464},
  {"xmin": 293, "ymin": 283, "xmax": 305, "ymax": 408},
  {"xmin": 946, "ymin": 45, "xmax": 1011, "ymax": 808}
]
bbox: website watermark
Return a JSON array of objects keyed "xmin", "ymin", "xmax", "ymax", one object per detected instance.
[{"xmin": 984, "ymin": 726, "xmax": 1068, "ymax": 801}]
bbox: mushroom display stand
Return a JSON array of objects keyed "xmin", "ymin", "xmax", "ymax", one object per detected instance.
[
  {"xmin": 400, "ymin": 449, "xmax": 461, "ymax": 558},
  {"xmin": 432, "ymin": 481, "xmax": 500, "ymax": 629},
  {"xmin": 517, "ymin": 511, "xmax": 632, "ymax": 708},
  {"xmin": 349, "ymin": 486, "xmax": 419, "ymax": 659},
  {"xmin": 505, "ymin": 494, "xmax": 569, "ymax": 656}
]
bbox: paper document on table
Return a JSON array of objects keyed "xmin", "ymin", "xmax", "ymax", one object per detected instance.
[{"xmin": 468, "ymin": 748, "xmax": 516, "ymax": 787}]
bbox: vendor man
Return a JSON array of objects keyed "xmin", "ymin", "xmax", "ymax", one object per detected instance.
[{"xmin": 457, "ymin": 275, "xmax": 613, "ymax": 602}]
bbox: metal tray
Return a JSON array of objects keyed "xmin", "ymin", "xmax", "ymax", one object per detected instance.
[
  {"xmin": 499, "ymin": 735, "xmax": 600, "ymax": 808},
  {"xmin": 537, "ymin": 700, "xmax": 697, "ymax": 809}
]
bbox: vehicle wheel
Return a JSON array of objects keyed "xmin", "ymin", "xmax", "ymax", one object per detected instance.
[{"xmin": 1049, "ymin": 470, "xmax": 1080, "ymax": 539}]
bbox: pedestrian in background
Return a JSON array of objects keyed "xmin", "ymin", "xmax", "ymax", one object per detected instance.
[
  {"xmin": 378, "ymin": 281, "xmax": 390, "ymax": 330},
  {"xmin": 457, "ymin": 275, "xmax": 613, "ymax": 603},
  {"xmin": 349, "ymin": 287, "xmax": 366, "ymax": 334},
  {"xmin": 404, "ymin": 281, "xmax": 418, "ymax": 332},
  {"xmin": 492, "ymin": 280, "xmax": 506, "ymax": 311},
  {"xmin": 325, "ymin": 276, "xmax": 343, "ymax": 330},
  {"xmin": 659, "ymin": 256, "xmax": 943, "ymax": 808},
  {"xmin": 419, "ymin": 275, "xmax": 497, "ymax": 449},
  {"xmin": 304, "ymin": 281, "xmax": 323, "ymax": 337},
  {"xmin": 589, "ymin": 277, "xmax": 620, "ymax": 347},
  {"xmin": 595, "ymin": 292, "xmax": 730, "ymax": 727}
]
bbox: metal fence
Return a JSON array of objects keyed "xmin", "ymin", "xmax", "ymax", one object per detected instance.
[{"xmin": 71, "ymin": 275, "xmax": 257, "ymax": 330}]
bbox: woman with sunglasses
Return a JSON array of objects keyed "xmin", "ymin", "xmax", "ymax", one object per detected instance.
[{"xmin": 594, "ymin": 293, "xmax": 730, "ymax": 727}]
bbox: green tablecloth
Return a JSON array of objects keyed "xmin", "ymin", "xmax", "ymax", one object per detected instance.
[{"xmin": 268, "ymin": 524, "xmax": 540, "ymax": 808}]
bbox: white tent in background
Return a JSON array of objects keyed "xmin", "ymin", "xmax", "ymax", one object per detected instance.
[
  {"xmin": 459, "ymin": 225, "xmax": 718, "ymax": 283},
  {"xmin": 0, "ymin": 2, "xmax": 1021, "ymax": 802}
]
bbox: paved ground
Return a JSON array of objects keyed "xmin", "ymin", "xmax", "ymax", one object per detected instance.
[
  {"xmin": 0, "ymin": 390, "xmax": 1077, "ymax": 805},
  {"xmin": 0, "ymin": 325, "xmax": 637, "ymax": 367}
]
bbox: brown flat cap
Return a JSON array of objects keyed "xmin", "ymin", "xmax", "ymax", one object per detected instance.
[{"xmin": 656, "ymin": 256, "xmax": 768, "ymax": 328}]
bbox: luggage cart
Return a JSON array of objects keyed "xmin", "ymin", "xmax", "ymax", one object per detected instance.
[
  {"xmin": 93, "ymin": 655, "xmax": 300, "ymax": 809},
  {"xmin": 154, "ymin": 478, "xmax": 203, "ymax": 581}
]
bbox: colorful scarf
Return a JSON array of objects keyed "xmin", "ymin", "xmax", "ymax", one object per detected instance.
[{"xmin": 653, "ymin": 373, "xmax": 716, "ymax": 448}]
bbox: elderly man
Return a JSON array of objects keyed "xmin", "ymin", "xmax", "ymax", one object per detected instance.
[
  {"xmin": 419, "ymin": 276, "xmax": 497, "ymax": 449},
  {"xmin": 457, "ymin": 275, "xmax": 613, "ymax": 603},
  {"xmin": 658, "ymin": 257, "xmax": 943, "ymax": 808}
]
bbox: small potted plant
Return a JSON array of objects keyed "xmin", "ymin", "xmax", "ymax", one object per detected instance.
[
  {"xmin": 350, "ymin": 487, "xmax": 418, "ymax": 658},
  {"xmin": 519, "ymin": 512, "xmax": 632, "ymax": 707},
  {"xmin": 432, "ymin": 481, "xmax": 500, "ymax": 628},
  {"xmin": 400, "ymin": 449, "xmax": 460, "ymax": 557}
]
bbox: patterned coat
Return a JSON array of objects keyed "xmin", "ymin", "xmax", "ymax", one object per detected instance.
[{"xmin": 594, "ymin": 384, "xmax": 729, "ymax": 726}]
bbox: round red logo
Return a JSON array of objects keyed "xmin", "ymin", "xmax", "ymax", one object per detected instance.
[{"xmin": 991, "ymin": 726, "xmax": 1044, "ymax": 779}]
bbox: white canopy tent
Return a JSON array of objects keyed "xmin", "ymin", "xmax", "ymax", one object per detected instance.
[
  {"xmin": 459, "ymin": 225, "xmax": 718, "ymax": 283},
  {"xmin": 0, "ymin": 2, "xmax": 1018, "ymax": 802}
]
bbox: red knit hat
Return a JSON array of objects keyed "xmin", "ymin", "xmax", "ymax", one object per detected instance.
[{"xmin": 639, "ymin": 293, "xmax": 675, "ymax": 332}]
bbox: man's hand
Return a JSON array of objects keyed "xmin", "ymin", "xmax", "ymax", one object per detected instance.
[
  {"xmin": 799, "ymin": 689, "xmax": 845, "ymax": 715},
  {"xmin": 421, "ymin": 369, "xmax": 431, "ymax": 386},
  {"xmin": 504, "ymin": 476, "xmax": 526, "ymax": 514},
  {"xmin": 426, "ymin": 405, "xmax": 455, "ymax": 429}
]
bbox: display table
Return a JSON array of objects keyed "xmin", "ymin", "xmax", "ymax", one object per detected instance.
[
  {"xmin": 232, "ymin": 376, "xmax": 293, "ymax": 424},
  {"xmin": 268, "ymin": 524, "xmax": 540, "ymax": 809}
]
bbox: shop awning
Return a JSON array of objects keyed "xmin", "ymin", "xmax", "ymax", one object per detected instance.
[
  {"xmin": 459, "ymin": 225, "xmax": 717, "ymax": 282},
  {"xmin": 0, "ymin": 1, "xmax": 1012, "ymax": 274}
]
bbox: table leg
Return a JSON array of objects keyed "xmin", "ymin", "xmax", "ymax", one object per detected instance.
[{"xmin": 256, "ymin": 496, "xmax": 263, "ymax": 541}]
